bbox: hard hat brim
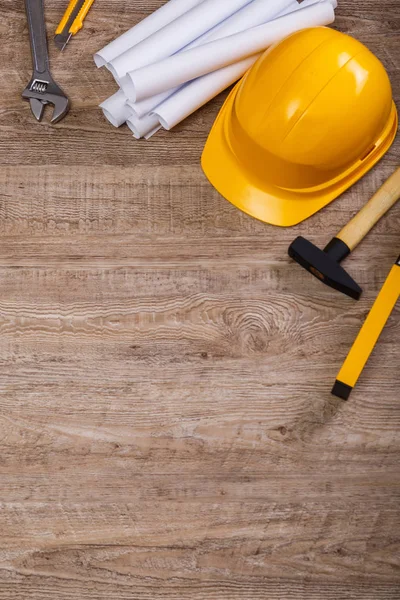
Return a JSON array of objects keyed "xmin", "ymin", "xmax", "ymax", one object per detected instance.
[{"xmin": 202, "ymin": 82, "xmax": 398, "ymax": 227}]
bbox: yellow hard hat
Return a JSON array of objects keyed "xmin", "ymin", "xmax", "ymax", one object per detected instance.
[{"xmin": 202, "ymin": 27, "xmax": 398, "ymax": 226}]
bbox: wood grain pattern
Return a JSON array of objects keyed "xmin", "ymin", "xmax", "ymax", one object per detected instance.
[{"xmin": 0, "ymin": 1, "xmax": 399, "ymax": 599}]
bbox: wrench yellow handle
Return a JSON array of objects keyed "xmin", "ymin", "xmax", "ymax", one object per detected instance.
[{"xmin": 70, "ymin": 0, "xmax": 96, "ymax": 35}]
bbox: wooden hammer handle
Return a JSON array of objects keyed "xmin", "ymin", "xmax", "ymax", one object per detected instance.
[{"xmin": 337, "ymin": 167, "xmax": 400, "ymax": 252}]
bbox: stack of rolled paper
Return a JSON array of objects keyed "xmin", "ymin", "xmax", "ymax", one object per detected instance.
[{"xmin": 95, "ymin": 0, "xmax": 337, "ymax": 139}]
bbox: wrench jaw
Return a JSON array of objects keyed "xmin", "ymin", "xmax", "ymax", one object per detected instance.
[
  {"xmin": 28, "ymin": 97, "xmax": 47, "ymax": 121},
  {"xmin": 22, "ymin": 76, "xmax": 70, "ymax": 124},
  {"xmin": 50, "ymin": 94, "xmax": 70, "ymax": 124}
]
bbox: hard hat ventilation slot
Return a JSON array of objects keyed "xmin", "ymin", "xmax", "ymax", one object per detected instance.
[{"xmin": 360, "ymin": 145, "xmax": 376, "ymax": 162}]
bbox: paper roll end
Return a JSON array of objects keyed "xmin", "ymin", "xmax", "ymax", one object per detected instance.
[
  {"xmin": 101, "ymin": 108, "xmax": 123, "ymax": 128},
  {"xmin": 120, "ymin": 74, "xmax": 137, "ymax": 102},
  {"xmin": 94, "ymin": 53, "xmax": 107, "ymax": 68},
  {"xmin": 155, "ymin": 113, "xmax": 170, "ymax": 131}
]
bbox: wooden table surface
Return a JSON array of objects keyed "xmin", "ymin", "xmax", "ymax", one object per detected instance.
[{"xmin": 1, "ymin": 1, "xmax": 399, "ymax": 598}]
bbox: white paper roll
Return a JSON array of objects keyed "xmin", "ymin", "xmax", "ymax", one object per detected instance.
[
  {"xmin": 109, "ymin": 0, "xmax": 254, "ymax": 82},
  {"xmin": 94, "ymin": 0, "xmax": 205, "ymax": 68},
  {"xmin": 127, "ymin": 0, "xmax": 337, "ymax": 120},
  {"xmin": 154, "ymin": 55, "xmax": 261, "ymax": 130},
  {"xmin": 126, "ymin": 113, "xmax": 162, "ymax": 139},
  {"xmin": 197, "ymin": 0, "xmax": 294, "ymax": 42},
  {"xmin": 126, "ymin": 2, "xmax": 335, "ymax": 102},
  {"xmin": 100, "ymin": 89, "xmax": 132, "ymax": 127}
]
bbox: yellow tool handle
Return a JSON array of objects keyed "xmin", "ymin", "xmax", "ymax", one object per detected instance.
[
  {"xmin": 55, "ymin": 0, "xmax": 80, "ymax": 35},
  {"xmin": 335, "ymin": 258, "xmax": 400, "ymax": 391},
  {"xmin": 337, "ymin": 167, "xmax": 400, "ymax": 252},
  {"xmin": 70, "ymin": 0, "xmax": 95, "ymax": 35}
]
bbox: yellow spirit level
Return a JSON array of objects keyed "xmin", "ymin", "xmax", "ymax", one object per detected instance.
[{"xmin": 332, "ymin": 255, "xmax": 400, "ymax": 400}]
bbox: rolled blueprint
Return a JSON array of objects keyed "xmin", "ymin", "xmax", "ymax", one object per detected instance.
[
  {"xmin": 94, "ymin": 0, "xmax": 205, "ymax": 67},
  {"xmin": 153, "ymin": 55, "xmax": 261, "ymax": 130},
  {"xmin": 126, "ymin": 113, "xmax": 162, "ymax": 139},
  {"xmin": 108, "ymin": 0, "xmax": 254, "ymax": 82},
  {"xmin": 128, "ymin": 0, "xmax": 338, "ymax": 120},
  {"xmin": 124, "ymin": 2, "xmax": 336, "ymax": 102},
  {"xmin": 100, "ymin": 89, "xmax": 132, "ymax": 127}
]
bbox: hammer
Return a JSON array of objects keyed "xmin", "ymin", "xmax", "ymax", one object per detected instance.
[{"xmin": 288, "ymin": 168, "xmax": 400, "ymax": 300}]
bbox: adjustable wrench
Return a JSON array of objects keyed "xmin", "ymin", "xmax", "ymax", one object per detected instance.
[{"xmin": 22, "ymin": 0, "xmax": 70, "ymax": 123}]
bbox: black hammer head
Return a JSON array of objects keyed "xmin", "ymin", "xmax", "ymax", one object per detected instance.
[{"xmin": 288, "ymin": 236, "xmax": 362, "ymax": 300}]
